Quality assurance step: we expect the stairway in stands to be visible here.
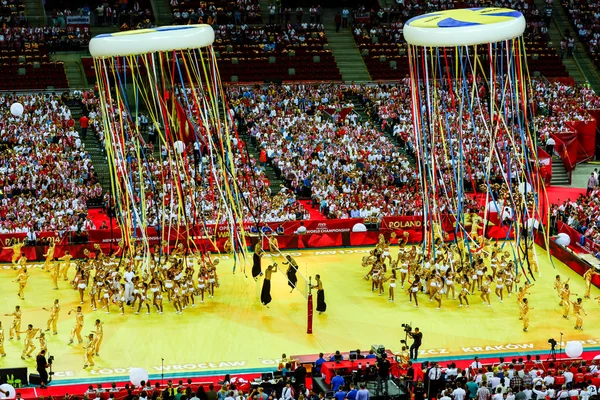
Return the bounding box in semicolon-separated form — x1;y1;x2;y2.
352;94;417;166
70;103;113;195
536;0;600;91
551;156;571;186
152;0;174;25
23;0;45;26
322;9;371;83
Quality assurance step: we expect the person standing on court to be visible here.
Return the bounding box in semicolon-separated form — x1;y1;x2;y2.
36;349;49;388
408;327;423;360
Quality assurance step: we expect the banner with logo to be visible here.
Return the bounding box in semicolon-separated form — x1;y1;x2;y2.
67;15;91;25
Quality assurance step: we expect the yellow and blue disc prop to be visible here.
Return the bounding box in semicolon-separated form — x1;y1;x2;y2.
404;8;525;46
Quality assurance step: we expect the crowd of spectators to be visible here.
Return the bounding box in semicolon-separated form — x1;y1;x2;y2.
562;0;600;66
228;84;418;219
550;175;600;242
0;25;91;52
170;0;262;26
0;92;102;234
0;0;26;28
83;86;306;226
532;80;600;139
214;23;326;48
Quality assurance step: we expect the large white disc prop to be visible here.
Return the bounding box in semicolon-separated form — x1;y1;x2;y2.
0;384;16;399
174;140;186;154
565;341;583;358
403;8;525;47
10;103;24;117
89;25;215;58
593;353;600;360
555;233;571;247
518;182;534;195
129;367;149;386
486;201;502;213
352;223;367;232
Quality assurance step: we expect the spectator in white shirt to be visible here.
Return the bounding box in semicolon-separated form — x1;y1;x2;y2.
471;357;483;370
453;384;466;400
563;370;574;388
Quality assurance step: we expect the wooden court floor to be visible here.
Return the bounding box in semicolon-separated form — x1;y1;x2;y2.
0;245;598;383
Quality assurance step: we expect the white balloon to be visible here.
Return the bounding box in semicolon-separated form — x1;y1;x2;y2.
10;103;24;117
518;182;533;195
555;233;571;247
129;367;149;386
593;354;600;360
352;223;367;233
0;384;16;400
565;341;583;358
174;141;186;154
486;201;502;213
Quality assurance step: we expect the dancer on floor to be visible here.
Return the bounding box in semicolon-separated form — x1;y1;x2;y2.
59;251;73;281
43;242;56;273
5;305;22;340
43;299;60;335
84;333;95;369
93;319;103;356
312;274;327;314
14;267;30;300
19;324;40;359
0;321;5;357
521;298;532;332
458;276;470;307
252;242;264;281
68;306;84;344
583;268;598;299
385;270;397;302
572;298;587;330
261;263;278;307
6;241;25;269
283;255;298;293
409;275;421;308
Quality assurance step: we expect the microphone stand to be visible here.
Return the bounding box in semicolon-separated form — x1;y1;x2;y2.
162;358;165;386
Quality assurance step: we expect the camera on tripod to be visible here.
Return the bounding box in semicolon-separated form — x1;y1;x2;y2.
400;323;412;344
48;355;55;377
548;338;557;350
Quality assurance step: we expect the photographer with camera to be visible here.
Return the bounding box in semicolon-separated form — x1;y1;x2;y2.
406;327;423;360
36;349;50;388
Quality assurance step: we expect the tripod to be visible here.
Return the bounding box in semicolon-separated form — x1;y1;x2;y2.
546;346;556;362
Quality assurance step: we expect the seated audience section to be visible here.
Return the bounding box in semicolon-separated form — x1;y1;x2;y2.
353;0;566;80
170;0;262;25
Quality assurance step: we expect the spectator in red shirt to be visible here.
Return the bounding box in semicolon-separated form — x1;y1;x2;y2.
79;114;89;139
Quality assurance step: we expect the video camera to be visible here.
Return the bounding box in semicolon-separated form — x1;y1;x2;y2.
400;323;412;344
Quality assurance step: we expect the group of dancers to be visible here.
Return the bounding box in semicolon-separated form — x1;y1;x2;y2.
253;243;327;314
1;300;104;369
362;233;598;331
363;234;536;308
2;241;226;369
554;267;600;331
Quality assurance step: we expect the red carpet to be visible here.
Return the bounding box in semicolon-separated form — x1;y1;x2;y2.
299;200;327;219
88;208;118;229
544;186;586;205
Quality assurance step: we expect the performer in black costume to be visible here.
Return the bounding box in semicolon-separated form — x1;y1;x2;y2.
261;263;277;307
252;242;264;280
283;255;298;292
312;274;327;314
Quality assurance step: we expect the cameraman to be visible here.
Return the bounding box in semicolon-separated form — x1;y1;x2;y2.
36;349;49;388
407;327;423;360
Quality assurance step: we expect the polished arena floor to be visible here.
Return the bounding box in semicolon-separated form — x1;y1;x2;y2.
0;244;598;383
